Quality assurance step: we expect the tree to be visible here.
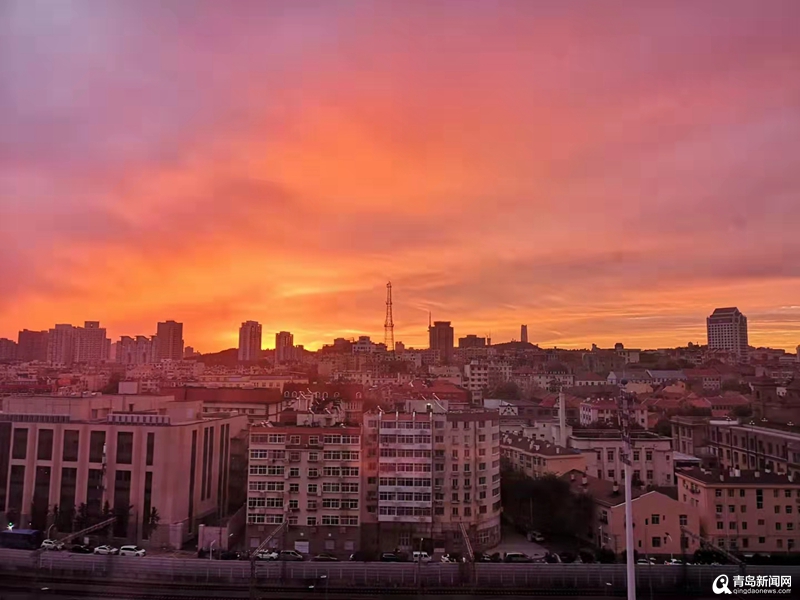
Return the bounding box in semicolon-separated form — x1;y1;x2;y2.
143;507;161;540
595;547;616;563
55;504;75;533
653;418;672;438
75;503;90;530
490;382;521;400
731;404;753;418
101;372;122;394
500;471;593;540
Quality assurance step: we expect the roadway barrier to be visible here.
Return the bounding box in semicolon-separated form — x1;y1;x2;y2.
1;549;797;593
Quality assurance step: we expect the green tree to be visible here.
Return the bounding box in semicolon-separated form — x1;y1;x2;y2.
653;418;672;438
491;381;522;400
731;404;753;418
143;507;161;540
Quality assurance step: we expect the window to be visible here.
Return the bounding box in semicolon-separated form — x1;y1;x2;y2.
62;430;80;462
729;522;736;530
289;435;300;445
307;517;317;526
11;428;28;460
787;505;793;514
309;436;319;445
716;522;723;530
146;432;154;466
651;537;661;548
633;451;640;461
307;484;317;493
607;450;614;461
289;483;299;493
646;451;653;461
646;470;653;480
728;505;735;513
289;468;300;477
651;514;660;525
452;507;458;516
741;505;747;513
715;489;723;497
608;470;615;479
37;429;54;461
679;515;687;527
716;505;723;513
116;432;133;464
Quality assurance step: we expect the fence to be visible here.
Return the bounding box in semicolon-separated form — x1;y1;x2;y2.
1;549;797;594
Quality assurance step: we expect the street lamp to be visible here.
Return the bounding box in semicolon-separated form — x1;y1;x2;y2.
665;533;673;563
209;539;216;560
47;524;56;541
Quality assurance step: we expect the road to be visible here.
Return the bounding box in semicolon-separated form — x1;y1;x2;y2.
0;548;793;596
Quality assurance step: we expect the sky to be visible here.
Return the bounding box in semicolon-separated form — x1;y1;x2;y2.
1;0;800;353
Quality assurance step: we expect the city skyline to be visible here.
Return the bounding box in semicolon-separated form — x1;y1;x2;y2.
2;1;800;353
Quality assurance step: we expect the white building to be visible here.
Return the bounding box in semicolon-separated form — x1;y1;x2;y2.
238;321;263;362
707;307;749;361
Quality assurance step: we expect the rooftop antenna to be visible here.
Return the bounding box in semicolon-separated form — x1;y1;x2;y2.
384;282;395;351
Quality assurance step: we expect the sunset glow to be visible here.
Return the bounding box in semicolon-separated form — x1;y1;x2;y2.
2;0;800;351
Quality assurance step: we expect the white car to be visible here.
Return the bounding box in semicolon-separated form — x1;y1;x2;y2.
254;550;278;561
412;551;432;563
664;558;683;565
41;539;64;551
119;545;146;557
93;545;119;555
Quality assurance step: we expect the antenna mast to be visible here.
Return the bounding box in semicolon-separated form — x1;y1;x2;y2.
384;281;395;351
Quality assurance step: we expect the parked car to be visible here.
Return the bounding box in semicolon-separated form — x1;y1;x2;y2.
41;539;64;551
68;544;93;554
278;550;304;561
412;551;432;563
664;558;683;565
440;553;459;563
220;551;241;560
527;530;545;543
312;553;338;562
637;557;657;565
478;552;502;563
544;552;562;564
380;552;401;562
504;552;534;563
119;545;146;557
93;545;119;555
254;550;278;561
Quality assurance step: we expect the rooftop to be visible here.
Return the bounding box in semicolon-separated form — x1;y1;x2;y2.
500;432;582;457
561;470;652;507
570;429;669;441
676;467;799;486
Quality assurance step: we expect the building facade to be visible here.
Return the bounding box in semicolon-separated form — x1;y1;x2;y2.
569;430;674;486
429;321;454;365
707;421;800;478
676;467;800;554
17;330;49;363
275;331;294;364
156;321;184;361
74;321;111;364
0;395;246;549
361;404;502;554
238;321;263;362
245;420;363;555
0;338;17;361
47;324;76;366
500;433;586;478
707;307;749;361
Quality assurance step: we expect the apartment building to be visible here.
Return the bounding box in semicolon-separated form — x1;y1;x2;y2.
676;467;800;554
579;398;647;428
707;307;749;361
245;418;363;555
361;402;502;555
238;321;263;362
0;394;246;549
564;470;700;558
500;433;586;478
569;430;674;486
671;416;717;466
707;421;800;478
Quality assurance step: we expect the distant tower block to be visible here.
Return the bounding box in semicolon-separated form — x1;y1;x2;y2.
521;324;528;344
384;281;395;351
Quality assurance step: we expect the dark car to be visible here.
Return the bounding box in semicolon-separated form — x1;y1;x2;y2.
313;552;339;562
380;552;401;562
220;551;241;560
69;544;93;554
504;552;534;563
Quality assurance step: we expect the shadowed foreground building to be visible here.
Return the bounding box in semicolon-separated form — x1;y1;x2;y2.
0;394;246;549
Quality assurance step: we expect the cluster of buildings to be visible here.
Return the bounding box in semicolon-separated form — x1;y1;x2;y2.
1;305;799;560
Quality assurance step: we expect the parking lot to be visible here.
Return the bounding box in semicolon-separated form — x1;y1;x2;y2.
484;524;547;558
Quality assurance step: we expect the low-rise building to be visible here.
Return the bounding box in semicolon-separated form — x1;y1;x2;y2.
0;394;247;549
707;421;800;478
569;430;674;486
500;432;586;478
564;470;700;558
676;467;800;554
579;398;647;428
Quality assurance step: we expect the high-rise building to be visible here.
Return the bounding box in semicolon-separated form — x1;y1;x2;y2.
155;320;184;361
706;307;749;360
74;321;110;363
116;335;156;365
17;329;49;362
238;321;262;362
458;334;486;348
520;324;528;343
47;324;76;365
429;321;454;364
275;331;294;364
0;338;17;360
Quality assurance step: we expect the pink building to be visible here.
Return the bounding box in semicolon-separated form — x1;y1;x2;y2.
0;394;247;549
676;467;800;554
579;398;647;428
500;432;587;478
564;470;701;558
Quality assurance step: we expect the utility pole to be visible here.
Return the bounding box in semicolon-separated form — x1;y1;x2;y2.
618;381;636;600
